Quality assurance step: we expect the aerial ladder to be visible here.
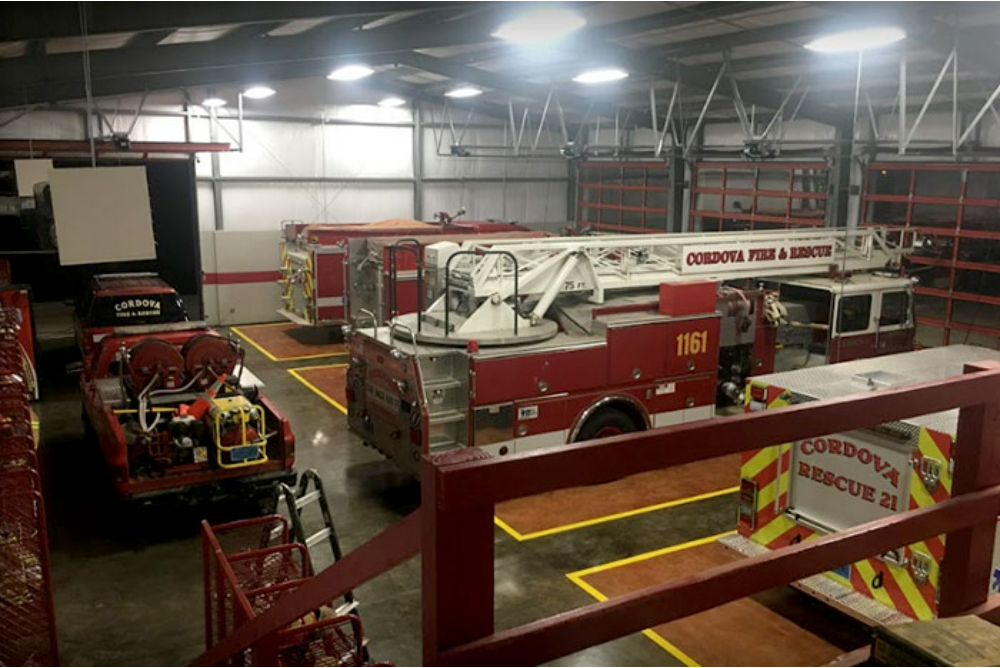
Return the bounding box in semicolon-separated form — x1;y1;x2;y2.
396;227;915;345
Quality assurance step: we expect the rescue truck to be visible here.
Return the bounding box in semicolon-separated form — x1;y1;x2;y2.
346;227;916;475
78;274;295;504
278;213;528;327
730;345;1000;624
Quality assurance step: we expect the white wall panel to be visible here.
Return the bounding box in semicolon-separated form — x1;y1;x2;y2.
422;181;566;223
217;119;320;177
197;183;216;231
220;183;413;231
0;111;83;139
126;114;186;141
422;127;567;178
323;124;412;178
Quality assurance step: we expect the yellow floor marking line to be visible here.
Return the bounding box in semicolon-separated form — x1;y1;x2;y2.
230;325;346;362
565;529;736;667
288;365;349;415
494;485;739;542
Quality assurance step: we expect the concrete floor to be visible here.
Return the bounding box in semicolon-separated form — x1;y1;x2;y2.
33;324;851;666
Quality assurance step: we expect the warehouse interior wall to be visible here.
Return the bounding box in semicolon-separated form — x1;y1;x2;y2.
0;77;571;233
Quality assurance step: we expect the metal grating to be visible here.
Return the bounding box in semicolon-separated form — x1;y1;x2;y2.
690;161;829;231
862;162;1000;349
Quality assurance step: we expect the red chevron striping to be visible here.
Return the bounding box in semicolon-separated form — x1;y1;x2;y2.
873;561;917;619
928;429;953;459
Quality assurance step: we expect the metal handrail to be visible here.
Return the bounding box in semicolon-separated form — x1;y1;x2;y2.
444;250;521;337
387;238;424;332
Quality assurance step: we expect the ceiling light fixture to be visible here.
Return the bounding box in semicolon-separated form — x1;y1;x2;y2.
804;26;905;53
201;97;227;108
493;7;586;45
242;85;276;99
327;64;375;81
573;68;629;84
444;86;482;99
377;96;407;108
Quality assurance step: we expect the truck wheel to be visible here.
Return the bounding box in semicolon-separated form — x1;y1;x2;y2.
575;408;640;442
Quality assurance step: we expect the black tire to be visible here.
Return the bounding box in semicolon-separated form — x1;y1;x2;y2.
574;407;640;442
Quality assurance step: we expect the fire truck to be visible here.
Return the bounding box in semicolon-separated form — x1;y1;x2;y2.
278;214;529;327
345;227;916;475
731;345;1000;624
78;274;295;503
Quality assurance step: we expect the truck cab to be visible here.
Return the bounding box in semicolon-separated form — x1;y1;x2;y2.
767;274;915;370
75;272;189;368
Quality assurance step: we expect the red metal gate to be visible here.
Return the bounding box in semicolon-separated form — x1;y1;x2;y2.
577;161;670;233
690;161;829;231
862;162;1000;348
0;305;57;666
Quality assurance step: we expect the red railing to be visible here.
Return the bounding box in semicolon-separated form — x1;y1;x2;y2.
192;362;1000;666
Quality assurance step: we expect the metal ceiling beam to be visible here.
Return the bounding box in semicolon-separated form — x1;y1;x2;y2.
0;2;467;41
0;10;501;108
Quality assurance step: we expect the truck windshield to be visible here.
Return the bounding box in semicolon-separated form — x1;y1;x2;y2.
775;283;832;371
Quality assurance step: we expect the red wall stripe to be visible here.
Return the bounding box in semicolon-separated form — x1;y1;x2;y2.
203;270;281;285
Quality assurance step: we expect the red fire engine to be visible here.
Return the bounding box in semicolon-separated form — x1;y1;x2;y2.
278;213;529;327
346;227;916;475
78;274;295;503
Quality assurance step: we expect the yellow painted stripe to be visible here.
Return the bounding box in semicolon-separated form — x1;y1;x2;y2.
918;428;953;495
750;513;796;546
565;533;740;667
891;564;934;620
756;478;777;511
568;530;736;579
290;362;348;372
500;487;740;542
287;368;348;415
493;516;527;542
231;325;346;363
910;541;941;589
567;575;700;666
853;559;896;610
230;325;279;361
741;446;779;481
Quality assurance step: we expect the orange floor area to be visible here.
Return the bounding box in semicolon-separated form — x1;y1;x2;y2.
495;454;740;539
231;323;345;361
288;364;348;411
574;539;861;666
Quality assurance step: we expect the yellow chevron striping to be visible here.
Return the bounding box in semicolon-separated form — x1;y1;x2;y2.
853;559;896;611
750;513;796;546
742;446;779;481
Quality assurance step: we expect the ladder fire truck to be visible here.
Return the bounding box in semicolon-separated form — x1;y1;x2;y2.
346;227;916;475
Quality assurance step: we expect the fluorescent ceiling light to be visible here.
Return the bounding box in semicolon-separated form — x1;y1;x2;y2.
327;64;374;81
804;26;905;53
378;96;407;108
445;86;482;99
493;8;586;45
242;85;276;100
201;97;227;108
573;68;629;84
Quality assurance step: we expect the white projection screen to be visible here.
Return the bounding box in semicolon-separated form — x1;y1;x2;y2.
14;159;53;196
50;166;156;266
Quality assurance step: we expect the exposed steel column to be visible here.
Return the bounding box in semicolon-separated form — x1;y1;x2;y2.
422;451;495;666
938;360;1000;616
